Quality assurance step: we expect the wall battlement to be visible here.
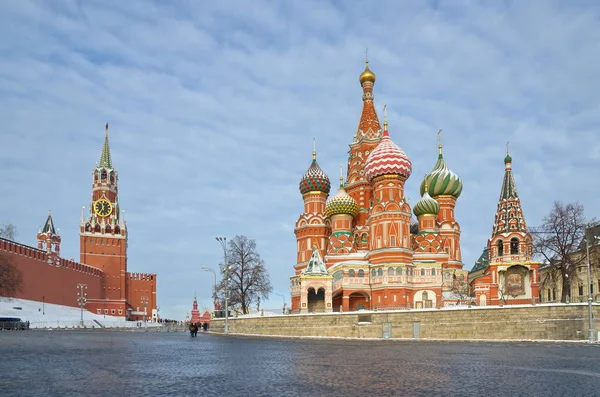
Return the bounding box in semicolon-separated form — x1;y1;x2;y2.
1;237;103;278
1;237;45;260
127;272;156;281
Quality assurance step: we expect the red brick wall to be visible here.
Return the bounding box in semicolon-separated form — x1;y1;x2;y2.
1;239;104;307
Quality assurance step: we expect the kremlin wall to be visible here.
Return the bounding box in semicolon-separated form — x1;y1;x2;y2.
1;124;157;321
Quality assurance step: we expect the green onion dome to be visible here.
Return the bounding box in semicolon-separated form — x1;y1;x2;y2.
413;189;440;217
420;146;463;199
325;182;359;218
299;155;331;195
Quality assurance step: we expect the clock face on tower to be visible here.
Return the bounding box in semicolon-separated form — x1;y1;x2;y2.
93;198;113;217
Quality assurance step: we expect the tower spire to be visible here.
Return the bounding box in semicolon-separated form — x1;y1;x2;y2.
42;210;57;234
492;149;526;235
356;58;381;141
99;123;113;169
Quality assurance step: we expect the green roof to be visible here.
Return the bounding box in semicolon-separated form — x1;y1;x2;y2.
42;213;56;234
98;123;113;169
470;247;489;273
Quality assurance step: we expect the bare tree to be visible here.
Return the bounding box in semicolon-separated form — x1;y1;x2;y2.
217;235;272;314
533;201;589;303
451;273;469;303
0;223;17;240
0;254;23;297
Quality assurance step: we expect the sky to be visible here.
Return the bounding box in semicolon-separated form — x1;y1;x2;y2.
1;0;599;320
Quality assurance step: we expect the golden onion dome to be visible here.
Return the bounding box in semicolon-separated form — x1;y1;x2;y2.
359;60;376;85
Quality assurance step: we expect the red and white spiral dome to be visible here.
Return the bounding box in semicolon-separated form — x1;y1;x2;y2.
364;125;412;181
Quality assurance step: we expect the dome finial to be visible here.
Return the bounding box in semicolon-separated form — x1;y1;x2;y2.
312;137;316;161
383;104;388;136
504;141;512;164
423;174;429;191
359;52;376;85
339;165;344;187
437;129;443;156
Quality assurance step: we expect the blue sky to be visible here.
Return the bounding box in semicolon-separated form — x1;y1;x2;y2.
1;0;599;320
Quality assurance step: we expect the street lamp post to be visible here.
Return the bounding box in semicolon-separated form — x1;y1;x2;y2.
276;293;286;314
216;237;229;334
585;227;597;343
77;283;87;327
202;266;217;313
141;296;148;324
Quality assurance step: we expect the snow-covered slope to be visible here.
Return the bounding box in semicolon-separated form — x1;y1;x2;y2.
0;298;160;329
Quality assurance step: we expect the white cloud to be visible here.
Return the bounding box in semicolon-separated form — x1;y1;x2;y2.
1;0;599;319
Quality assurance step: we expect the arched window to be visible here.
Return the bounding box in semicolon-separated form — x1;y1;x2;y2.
377;268;383;277
422;291;429;301
101;170;107;182
421;269;425;276
371;269;376;277
431;269;436;276
349;269;355;277
358;269;364;278
388;267;394;276
396;267;402;276
497;240;504;257
114;226;120;234
94;224;101;233
105;225;112;234
510;238;519;255
110;172;115;183
94;171;99;182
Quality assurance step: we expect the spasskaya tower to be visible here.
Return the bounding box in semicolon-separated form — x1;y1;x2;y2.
80;123;128;302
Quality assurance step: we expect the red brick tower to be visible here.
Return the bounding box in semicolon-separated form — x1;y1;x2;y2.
190;294;201;325
37;211;61;267
345;60;382;248
364;111;413;265
485;148;539;304
80;123;128;303
325;167;359;257
295;140;331;270
420;131;464;270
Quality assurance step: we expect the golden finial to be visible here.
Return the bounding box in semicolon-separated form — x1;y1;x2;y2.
359;52;376;85
423;174;429;192
506;141;510;155
312;138;316;161
105;123;109;133
339;165;344;187
437;129;443;154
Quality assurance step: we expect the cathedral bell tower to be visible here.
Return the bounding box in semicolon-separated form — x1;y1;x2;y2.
80;123;128;301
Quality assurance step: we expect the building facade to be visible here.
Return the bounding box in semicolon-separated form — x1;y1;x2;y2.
290;62;468;313
468;151;540;305
1;124;157;320
539;224;600;303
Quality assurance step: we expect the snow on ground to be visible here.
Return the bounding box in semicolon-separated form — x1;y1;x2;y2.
0;298;161;329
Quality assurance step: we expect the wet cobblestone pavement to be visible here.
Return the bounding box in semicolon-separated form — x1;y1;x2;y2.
1;331;599;396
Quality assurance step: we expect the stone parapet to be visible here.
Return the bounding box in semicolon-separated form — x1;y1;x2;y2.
210;304;600;341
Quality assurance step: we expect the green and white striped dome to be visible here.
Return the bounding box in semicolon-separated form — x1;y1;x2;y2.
413;190;440;217
420;147;463;199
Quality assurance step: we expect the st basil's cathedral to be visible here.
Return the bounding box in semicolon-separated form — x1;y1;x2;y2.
289;61;540;313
